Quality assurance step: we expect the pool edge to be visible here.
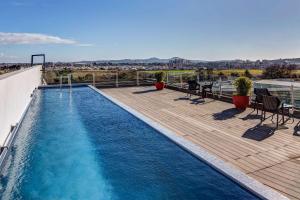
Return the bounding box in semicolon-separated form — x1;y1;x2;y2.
0;89;38;172
89;85;288;200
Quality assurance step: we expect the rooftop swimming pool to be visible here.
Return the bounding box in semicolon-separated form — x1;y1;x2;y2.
0;87;260;200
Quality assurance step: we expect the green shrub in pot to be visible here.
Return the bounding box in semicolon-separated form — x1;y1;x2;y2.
233;76;252;96
154;71;165;83
232;77;252;109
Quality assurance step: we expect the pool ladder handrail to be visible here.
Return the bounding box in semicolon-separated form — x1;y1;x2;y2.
59;74;72;90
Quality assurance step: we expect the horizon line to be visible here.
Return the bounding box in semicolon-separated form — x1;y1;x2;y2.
1;56;300;64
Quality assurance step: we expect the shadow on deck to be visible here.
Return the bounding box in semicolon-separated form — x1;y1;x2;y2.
213;108;244;120
242;124;275;141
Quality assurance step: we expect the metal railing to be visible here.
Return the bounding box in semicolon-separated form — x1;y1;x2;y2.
163;71;300;108
253;82;300;108
45;70;156;87
206;80;300;108
166;71;196;88
44;70;300;108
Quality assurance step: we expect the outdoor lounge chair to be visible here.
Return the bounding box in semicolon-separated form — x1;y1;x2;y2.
261;95;282;128
253;88;272;114
187;80;200;97
201;82;213;98
293;109;300;135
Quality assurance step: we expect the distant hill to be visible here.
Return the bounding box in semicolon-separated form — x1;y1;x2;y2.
93;57;170;64
78;57;207;64
76;57;300;65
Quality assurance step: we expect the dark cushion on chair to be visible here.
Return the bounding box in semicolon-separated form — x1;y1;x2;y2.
254;88;272;103
262;95;281;112
187;80;199;91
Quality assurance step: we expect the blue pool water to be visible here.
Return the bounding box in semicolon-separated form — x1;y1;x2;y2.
0;87;260;200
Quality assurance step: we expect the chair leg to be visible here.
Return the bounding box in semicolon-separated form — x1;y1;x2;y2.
276;113;279;129
254;102;258;114
271;113;274;121
282;107;284;125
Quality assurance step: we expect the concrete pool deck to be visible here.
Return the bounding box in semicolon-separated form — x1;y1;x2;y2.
99;86;300;200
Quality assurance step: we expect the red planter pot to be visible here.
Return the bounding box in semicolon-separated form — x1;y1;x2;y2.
232;96;250;110
155;82;165;90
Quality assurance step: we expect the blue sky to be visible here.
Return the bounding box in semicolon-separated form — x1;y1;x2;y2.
0;0;299;62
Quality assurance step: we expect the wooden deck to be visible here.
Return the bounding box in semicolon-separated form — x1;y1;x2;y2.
102;86;300;200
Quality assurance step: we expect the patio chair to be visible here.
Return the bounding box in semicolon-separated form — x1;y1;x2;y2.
253;88;272;114
187;80;200;97
293;109;300;135
261;95;282;128
201;82;213;98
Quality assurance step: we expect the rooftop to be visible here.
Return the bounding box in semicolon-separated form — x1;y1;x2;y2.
102;86;300;200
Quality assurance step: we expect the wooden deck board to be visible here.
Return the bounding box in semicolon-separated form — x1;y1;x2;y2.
102;86;300;199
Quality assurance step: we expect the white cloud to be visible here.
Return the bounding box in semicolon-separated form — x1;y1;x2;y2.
0;52;18;62
0;52;17;59
11;2;26;6
76;43;94;47
0;32;77;45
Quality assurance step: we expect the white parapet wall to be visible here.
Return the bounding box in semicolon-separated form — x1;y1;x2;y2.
0;65;42;145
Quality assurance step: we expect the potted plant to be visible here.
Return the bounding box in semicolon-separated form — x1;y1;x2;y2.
232;76;252;109
154;71;166;90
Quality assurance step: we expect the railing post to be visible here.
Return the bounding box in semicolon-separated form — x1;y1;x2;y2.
166;71;169;85
219;77;222;98
136;71;139;86
291;84;295;106
93;73;95;87
180;74;183;88
116;71;119;87
68;74;72;89
60;75;62;89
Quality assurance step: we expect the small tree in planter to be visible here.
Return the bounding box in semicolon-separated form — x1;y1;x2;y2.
154;71;166;90
244;69;253;79
232;77;252;110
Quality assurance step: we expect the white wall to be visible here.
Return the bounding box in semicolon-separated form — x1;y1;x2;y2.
0;66;42;145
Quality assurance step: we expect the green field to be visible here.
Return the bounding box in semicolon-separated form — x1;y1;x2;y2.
214;69;263;76
142;69;264;76
142;69;300;77
141;70;195;74
43;68;300;84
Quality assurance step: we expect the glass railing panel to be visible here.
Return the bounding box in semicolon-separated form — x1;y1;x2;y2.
253;82;300;108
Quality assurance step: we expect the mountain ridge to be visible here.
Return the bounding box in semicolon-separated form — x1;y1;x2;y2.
77;57;300;64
